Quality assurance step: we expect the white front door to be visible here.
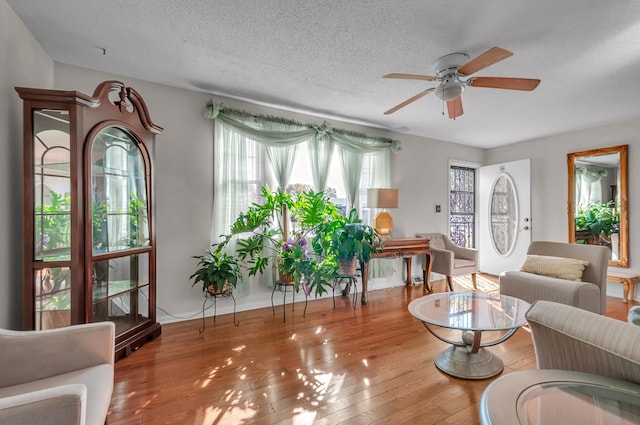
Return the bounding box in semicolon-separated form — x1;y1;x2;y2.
478;159;531;275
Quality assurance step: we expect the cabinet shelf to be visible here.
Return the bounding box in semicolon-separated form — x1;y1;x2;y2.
92;280;148;300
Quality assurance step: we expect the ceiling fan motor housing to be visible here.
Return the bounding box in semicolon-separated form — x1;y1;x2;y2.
432;53;469;101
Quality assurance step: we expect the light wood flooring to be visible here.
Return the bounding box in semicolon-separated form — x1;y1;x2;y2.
108;275;636;424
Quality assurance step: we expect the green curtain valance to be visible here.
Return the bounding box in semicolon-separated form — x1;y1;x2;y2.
204;99;403;153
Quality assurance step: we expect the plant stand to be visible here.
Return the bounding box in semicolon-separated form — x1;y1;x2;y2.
199;289;238;333
271;281;308;322
332;274;359;309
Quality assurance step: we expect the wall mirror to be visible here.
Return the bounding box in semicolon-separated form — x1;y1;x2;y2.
567;145;628;267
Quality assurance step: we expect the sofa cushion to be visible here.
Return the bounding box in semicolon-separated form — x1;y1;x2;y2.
0;364;113;425
520;255;589;282
454;258;476;269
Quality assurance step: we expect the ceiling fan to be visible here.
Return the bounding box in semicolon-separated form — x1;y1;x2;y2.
383;47;540;119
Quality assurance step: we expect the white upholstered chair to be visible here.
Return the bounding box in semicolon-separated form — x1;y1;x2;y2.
499;241;610;314
416;232;478;291
0;322;115;425
480;300;640;424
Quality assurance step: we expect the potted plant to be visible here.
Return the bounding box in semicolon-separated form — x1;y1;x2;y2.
220;185;343;297
190;243;242;295
575;201;619;244
329;208;382;275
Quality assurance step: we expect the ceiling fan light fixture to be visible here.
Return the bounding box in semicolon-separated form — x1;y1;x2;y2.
434;83;464;101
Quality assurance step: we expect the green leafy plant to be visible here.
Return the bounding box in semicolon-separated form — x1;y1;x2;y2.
190;243;242;294
35;191;71;256
219;186;344;297
329;208;382;264
575;201;619;239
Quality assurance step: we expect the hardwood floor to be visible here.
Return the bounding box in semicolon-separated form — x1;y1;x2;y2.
108;275;636;424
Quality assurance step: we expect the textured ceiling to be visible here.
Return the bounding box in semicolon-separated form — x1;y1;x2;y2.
8;0;640;148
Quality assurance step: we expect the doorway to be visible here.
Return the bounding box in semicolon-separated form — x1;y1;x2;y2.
478;159;531;275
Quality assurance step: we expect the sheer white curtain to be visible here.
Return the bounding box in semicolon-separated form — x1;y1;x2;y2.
576;166;607;209
307;133;334;192
211;120;254;243
360;152;393;278
339;147;364;211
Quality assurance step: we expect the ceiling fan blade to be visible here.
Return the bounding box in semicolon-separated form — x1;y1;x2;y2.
383;73;437;81
384;89;434;115
469;77;541;91
447;97;464;119
458;47;513;76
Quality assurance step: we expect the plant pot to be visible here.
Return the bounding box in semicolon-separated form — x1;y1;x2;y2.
338;257;358;276
278;270;294;284
207;281;231;296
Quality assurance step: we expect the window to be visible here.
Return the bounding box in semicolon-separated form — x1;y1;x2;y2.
287;142;348;215
449;165;476;248
211;111;393;243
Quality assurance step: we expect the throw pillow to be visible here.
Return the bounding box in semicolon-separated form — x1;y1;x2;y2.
520;255;589;281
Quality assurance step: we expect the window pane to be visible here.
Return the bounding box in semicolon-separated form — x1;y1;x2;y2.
449;166;476;248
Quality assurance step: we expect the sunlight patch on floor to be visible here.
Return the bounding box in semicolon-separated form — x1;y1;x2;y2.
452;275;499;294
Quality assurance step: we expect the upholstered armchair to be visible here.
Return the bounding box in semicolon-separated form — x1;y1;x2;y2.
499;241;609;314
416;232;478;291
526;300;640;380
479;300;640;424
0;322;115;425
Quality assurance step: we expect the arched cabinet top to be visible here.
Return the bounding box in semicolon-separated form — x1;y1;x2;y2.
16;80;163;136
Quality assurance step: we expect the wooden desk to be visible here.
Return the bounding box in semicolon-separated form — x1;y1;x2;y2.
360;238;432;305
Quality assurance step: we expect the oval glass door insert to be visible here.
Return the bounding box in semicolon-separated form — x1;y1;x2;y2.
489;173;518;256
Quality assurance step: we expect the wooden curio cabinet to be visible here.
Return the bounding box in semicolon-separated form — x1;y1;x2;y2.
17;81;162;359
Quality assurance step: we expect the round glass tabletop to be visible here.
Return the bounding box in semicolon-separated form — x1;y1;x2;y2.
481;369;640;425
408;291;530;332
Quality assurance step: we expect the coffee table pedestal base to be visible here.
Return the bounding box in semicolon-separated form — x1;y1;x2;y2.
435;346;504;380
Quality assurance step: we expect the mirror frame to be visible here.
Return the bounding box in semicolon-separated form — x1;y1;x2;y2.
567;144;628;268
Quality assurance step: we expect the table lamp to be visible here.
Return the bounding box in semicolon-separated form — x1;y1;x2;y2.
367;188;399;237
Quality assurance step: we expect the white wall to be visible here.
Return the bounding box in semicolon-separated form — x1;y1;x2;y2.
485;120;640;301
0;0;54;329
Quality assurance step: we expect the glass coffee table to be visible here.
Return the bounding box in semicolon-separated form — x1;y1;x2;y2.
408;292;530;379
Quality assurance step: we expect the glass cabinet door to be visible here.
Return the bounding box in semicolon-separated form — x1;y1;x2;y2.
90;126;151;335
33;108;72;329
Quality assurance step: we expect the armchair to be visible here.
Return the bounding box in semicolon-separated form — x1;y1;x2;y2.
0;322;115;425
499;241;609;314
480;300;640;424
416;232;477;291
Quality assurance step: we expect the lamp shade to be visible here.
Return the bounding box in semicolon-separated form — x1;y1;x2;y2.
367;188;399;209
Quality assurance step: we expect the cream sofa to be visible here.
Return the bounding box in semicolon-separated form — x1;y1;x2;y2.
0;322;115;425
499;241;610;314
416;232;478;291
